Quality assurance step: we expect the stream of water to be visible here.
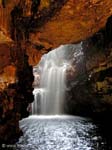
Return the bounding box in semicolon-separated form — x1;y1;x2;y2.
15;115;110;150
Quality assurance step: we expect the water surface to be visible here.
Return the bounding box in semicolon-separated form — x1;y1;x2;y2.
15;115;109;150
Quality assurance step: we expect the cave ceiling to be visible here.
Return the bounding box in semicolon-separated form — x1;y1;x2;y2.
0;0;112;48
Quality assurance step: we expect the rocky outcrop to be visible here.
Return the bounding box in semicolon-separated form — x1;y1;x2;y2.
0;39;34;144
35;0;112;47
0;1;33;144
65;17;112;117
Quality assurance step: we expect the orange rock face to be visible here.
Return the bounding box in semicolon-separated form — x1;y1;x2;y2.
0;65;17;90
26;42;43;66
0;44;11;71
0;0;112;50
34;0;112;47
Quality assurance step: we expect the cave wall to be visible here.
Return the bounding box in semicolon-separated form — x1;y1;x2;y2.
0;42;34;144
65;17;112;118
0;0;112;144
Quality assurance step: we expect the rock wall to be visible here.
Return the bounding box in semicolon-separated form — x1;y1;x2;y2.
65;17;112;118
0;42;34;144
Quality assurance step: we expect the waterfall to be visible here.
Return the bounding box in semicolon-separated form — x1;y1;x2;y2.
32;43;83;115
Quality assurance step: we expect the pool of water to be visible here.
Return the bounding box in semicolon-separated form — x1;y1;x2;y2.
15;115;110;150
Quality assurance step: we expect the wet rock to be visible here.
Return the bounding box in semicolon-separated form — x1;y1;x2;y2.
65;18;112;117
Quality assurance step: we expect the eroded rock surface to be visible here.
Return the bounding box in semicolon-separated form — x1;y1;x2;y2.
0;42;34;144
65;18;112;117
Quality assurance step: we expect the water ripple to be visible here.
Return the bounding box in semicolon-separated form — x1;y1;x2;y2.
16;115;105;150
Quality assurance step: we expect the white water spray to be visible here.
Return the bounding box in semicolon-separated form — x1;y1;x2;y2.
32;43;83;115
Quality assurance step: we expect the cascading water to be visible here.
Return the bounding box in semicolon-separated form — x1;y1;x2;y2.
32;43;83;115
32;46;67;115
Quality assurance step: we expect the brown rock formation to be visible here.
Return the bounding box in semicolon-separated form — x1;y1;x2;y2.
27;0;112;64
35;0;112;47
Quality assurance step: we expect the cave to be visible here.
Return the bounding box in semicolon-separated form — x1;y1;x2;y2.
0;0;112;149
